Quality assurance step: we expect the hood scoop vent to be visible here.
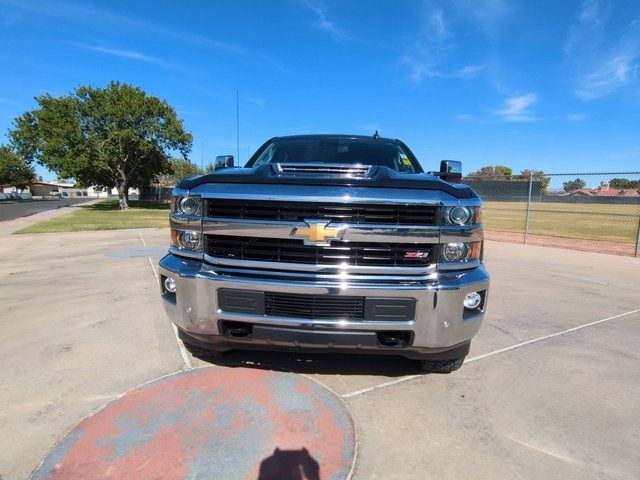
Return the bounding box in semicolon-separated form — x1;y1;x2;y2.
274;163;374;178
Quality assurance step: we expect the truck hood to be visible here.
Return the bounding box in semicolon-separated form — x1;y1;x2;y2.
178;164;474;199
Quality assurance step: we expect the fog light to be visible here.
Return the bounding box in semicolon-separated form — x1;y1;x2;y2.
443;242;469;262
463;291;482;310
164;276;176;293
178;230;200;250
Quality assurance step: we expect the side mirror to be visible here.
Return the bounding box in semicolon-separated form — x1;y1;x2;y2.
438;160;462;183
214;155;235;170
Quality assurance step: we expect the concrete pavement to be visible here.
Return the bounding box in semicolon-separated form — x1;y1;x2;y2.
0;222;638;479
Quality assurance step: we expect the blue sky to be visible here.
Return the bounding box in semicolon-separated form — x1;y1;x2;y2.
1;0;639;180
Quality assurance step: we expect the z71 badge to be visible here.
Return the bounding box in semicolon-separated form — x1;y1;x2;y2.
404;251;430;259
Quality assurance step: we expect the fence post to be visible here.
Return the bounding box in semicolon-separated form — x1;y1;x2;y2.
635;214;640;258
523;172;533;245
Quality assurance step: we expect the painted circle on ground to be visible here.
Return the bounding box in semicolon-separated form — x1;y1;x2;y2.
32;367;356;480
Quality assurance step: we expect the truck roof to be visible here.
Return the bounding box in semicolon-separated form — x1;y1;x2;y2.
271;134;400;143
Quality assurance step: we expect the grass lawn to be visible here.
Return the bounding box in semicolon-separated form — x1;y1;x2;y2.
15;200;170;234
483;201;640;243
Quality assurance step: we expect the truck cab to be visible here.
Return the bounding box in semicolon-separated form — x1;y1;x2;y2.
159;134;489;372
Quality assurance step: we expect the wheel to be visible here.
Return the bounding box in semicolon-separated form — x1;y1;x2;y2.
417;357;465;373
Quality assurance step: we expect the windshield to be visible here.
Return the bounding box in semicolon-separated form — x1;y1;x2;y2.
247;138;422;174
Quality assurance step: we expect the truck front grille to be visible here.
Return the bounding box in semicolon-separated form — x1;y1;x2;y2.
207;199;437;226
206;235;434;267
265;292;365;320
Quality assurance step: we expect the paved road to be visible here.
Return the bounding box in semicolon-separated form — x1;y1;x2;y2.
0;198;94;222
1;226;639;479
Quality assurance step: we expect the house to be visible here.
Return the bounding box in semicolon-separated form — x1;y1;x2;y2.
566;182;640;197
28;181;75;197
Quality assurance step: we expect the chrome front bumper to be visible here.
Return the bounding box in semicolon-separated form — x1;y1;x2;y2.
158;253;489;357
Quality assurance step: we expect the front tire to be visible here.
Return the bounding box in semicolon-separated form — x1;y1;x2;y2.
417;357;465;373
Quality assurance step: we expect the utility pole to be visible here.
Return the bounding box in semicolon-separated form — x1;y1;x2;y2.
236;91;240;167
200;141;203;172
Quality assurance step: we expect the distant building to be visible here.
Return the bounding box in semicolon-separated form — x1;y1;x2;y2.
2;181;139;199
108;187;139;197
566;182;640;197
28;181;75;197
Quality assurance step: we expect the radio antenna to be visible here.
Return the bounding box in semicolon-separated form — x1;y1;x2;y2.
236;91;240;167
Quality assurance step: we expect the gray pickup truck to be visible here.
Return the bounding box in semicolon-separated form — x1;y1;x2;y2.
159;134;489;372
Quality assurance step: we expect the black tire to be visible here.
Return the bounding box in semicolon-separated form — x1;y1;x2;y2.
417;357;465;373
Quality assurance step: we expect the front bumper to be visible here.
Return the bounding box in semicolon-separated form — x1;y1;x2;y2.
158;253;489;358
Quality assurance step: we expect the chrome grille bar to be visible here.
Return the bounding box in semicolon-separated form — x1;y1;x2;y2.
206;199;438;226
274;163;373;177
205;235;434;267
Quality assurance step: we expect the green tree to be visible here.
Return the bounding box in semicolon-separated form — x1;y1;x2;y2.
155;158;203;186
563;178;586;192
170;158;202;181
610;178;640;189
467;165;513;178
520;169;551;192
10;82;192;209
0;146;35;192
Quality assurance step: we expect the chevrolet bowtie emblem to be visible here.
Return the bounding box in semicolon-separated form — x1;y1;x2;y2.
291;220;345;246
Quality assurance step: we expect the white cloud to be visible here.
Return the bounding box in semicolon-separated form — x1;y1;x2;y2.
564;0;605;56
426;8;449;40
495;93;537;121
298;0;350;42
402;0;503;84
68;42;183;70
1;0;288;72
568;113;587;121
565;1;640;99
3;0;246;53
577;51;639;99
405;63;486;83
451;0;510;35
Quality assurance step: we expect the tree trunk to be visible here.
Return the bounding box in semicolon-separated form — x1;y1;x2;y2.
117;183;129;209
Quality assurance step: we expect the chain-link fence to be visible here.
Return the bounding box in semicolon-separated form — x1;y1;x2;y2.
139;185;173;203
464;172;640;257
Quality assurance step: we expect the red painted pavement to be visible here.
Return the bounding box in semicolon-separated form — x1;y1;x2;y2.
31;367;355;480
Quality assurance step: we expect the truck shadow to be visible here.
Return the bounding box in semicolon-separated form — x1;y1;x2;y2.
188;347;421;377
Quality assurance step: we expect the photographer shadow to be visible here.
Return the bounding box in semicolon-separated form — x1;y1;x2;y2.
257;448;320;480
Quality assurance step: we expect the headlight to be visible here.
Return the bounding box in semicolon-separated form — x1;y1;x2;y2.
178;196;200;215
443;242;469;262
446;206;472;225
